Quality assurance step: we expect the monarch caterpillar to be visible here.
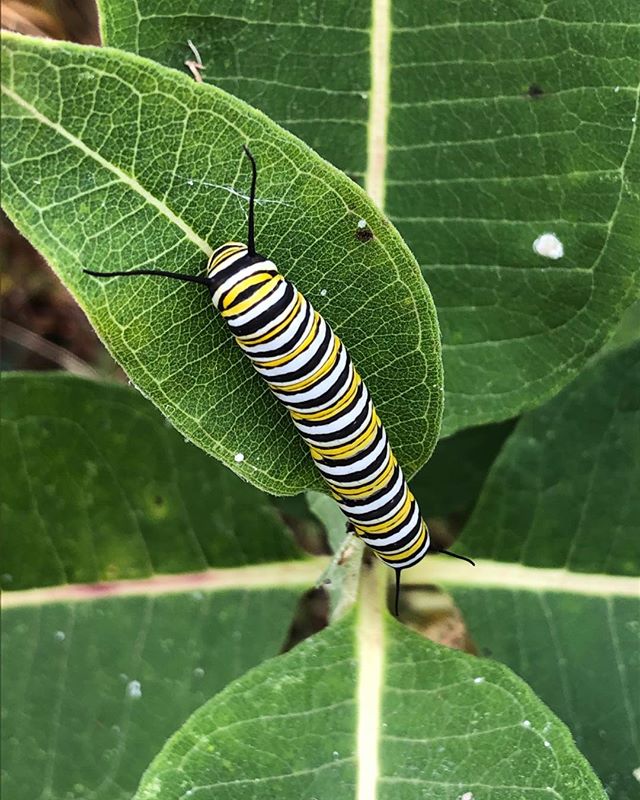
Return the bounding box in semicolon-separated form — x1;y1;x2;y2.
85;147;473;614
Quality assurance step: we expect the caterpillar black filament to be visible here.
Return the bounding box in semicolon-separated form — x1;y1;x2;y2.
85;147;473;614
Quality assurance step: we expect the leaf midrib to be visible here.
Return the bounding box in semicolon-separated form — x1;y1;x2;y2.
0;83;213;257
0;559;327;608
356;562;385;800
365;0;391;210
412;558;640;596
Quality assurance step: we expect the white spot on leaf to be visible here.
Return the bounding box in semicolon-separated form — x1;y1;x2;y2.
234;452;245;463
533;232;564;260
473;676;485;684
54;630;66;642
126;679;142;699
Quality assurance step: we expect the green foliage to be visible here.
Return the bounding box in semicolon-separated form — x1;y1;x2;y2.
452;590;640;800
426;342;640;797
98;0;640;434
2;2;638;797
604;298;640;352
306;491;364;619
0;32;443;494
4;372;628;798
412;419;516;519
460;342;640;574
1;373;301;591
2;591;303;800
135;606;606;800
0;374;316;799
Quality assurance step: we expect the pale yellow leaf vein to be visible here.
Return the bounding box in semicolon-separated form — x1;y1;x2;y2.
1;84;213;257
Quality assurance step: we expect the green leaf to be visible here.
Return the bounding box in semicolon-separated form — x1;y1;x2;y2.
98;0;640;434
306;491;351;555
451;588;640;800
387;557;640;799
0;32;443;495
412;419;516;520
0;372;324;799
135;569;605;800
604;298;640;352
0;373;300;591
459;342;640;574
2;588;307;800
407;342;640;795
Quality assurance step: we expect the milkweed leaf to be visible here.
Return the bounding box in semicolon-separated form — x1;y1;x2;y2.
135;587;606;800
1;373;324;799
0;32;443;494
98;0;640;434
413;342;640;797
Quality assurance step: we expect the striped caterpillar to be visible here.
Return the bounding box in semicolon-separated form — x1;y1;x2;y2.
85;147;473;613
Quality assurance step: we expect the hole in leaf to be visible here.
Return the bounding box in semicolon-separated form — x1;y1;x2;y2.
356;226;374;242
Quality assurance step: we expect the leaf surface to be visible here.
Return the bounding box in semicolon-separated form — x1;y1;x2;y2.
460;342;640;574
412;419;516;519
2;588;306;800
408;341;640;796
0;373;300;591
135;568;605;800
452;587;640;800
0;32;442;494
99;0;640;434
0;373;323;799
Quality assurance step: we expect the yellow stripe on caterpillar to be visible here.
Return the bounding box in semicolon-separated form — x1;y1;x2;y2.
376;526;428;561
309;414;380;459
330;456;396;499
208;243;245;272
354;492;414;535
222;275;283;318
237;293;303;345
269;335;341;393
221;272;277;311
258;313;322;369
291;373;361;423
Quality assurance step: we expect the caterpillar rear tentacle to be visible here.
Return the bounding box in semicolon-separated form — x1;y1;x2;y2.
84;146;475;616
